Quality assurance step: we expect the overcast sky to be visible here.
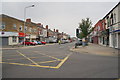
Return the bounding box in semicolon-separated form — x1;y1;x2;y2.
1;1;119;37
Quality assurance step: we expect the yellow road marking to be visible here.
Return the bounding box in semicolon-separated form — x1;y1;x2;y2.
0;62;58;69
1;51;72;69
30;60;62;64
34;51;61;61
16;50;41;66
56;53;72;68
6;57;38;60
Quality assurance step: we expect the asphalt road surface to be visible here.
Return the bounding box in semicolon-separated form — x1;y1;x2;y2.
1;43;118;78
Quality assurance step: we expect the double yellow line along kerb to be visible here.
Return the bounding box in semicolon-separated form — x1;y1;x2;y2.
0;50;72;69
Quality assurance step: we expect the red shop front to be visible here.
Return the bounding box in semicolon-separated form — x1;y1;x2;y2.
18;32;25;43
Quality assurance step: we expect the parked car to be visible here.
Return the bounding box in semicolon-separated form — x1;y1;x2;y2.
41;41;46;45
61;39;66;44
65;40;70;43
37;41;42;45
22;41;36;46
32;40;38;45
75;39;82;48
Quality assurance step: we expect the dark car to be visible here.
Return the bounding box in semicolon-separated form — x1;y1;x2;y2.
75;40;82;48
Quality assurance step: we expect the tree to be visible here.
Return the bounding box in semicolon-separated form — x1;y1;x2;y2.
79;18;92;39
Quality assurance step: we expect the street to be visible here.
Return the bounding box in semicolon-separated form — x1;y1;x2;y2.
1;43;118;78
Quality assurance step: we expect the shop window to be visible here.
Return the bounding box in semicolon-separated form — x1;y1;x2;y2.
12;36;17;43
13;24;17;30
0;22;5;30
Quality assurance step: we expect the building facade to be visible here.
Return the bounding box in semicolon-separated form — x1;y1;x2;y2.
0;14;38;46
91;2;120;49
104;2;120;49
0;14;70;46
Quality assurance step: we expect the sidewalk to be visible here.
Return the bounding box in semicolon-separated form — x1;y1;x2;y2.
70;43;119;57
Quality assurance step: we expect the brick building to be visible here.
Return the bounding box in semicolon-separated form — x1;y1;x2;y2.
0;14;70;46
0;14;38;46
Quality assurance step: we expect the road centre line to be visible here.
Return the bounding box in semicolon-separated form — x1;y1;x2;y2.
16;50;41;66
34;51;61;61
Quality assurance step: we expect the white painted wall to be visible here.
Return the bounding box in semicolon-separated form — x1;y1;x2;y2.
8;36;19;45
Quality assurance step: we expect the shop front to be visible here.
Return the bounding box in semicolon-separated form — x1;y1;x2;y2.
18;32;25;43
0;32;19;46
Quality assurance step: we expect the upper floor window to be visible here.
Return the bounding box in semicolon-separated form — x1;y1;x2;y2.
34;29;36;33
29;28;32;32
114;13;116;24
107;16;110;27
13;24;17;30
97;26;100;31
19;25;23;31
110;13;113;25
0;22;5;30
25;26;27;32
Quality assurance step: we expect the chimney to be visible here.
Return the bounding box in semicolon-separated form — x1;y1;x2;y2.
54;29;55;32
26;18;31;23
37;23;41;26
56;29;59;32
37;23;42;27
46;25;48;29
62;32;64;35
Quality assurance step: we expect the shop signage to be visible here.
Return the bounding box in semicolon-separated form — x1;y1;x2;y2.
18;32;25;37
0;32;18;36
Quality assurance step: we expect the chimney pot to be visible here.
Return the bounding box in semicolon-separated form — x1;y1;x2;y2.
46;25;48;29
54;29;55;32
26;19;31;23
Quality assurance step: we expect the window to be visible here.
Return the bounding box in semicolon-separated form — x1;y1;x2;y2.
0;22;5;29
12;36;17;43
29;28;32;32
114;13;116;24
98;26;100;31
19;25;22;31
25;26;27;32
110;13;113;25
13;24;17;30
102;22;104;29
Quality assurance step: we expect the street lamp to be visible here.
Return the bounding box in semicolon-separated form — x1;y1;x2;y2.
23;4;35;46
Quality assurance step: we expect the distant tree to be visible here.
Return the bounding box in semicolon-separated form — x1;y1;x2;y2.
79;18;92;39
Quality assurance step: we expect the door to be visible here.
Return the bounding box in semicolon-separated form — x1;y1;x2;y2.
2;37;8;46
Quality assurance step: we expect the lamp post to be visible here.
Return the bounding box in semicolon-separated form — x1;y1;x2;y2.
23;4;35;47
